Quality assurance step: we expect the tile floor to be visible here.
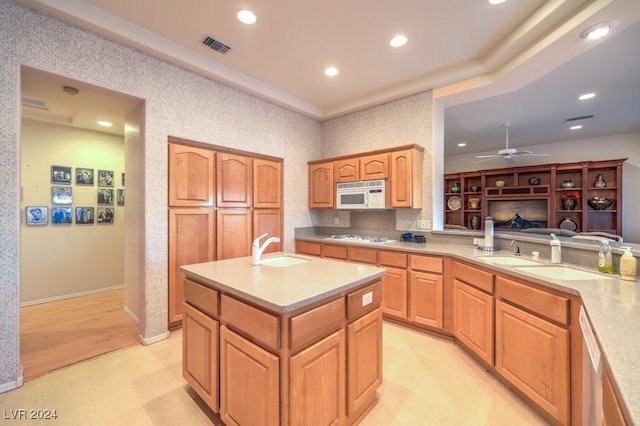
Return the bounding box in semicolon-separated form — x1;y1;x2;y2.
0;322;549;425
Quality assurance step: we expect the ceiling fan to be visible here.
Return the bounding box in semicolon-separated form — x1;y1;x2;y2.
475;123;549;165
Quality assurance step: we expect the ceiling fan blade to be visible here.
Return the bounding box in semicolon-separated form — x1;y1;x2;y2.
474;154;500;158
473;156;501;164
517;153;549;157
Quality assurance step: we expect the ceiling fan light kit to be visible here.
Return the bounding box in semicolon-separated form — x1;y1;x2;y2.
474;123;549;164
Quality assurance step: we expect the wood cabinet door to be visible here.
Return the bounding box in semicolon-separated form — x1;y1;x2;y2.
216;209;251;260
182;302;219;413
409;271;443;329
309;162;335;208
390;149;422;208
253;209;282;254
347;308;382;421
217;152;252;207
295;240;322;256
335;158;359;183
452;279;494;365
495;300;570;425
168;209;214;325
290;329;346;426
381;266;408;319
220;326;279;426
168;143;214;207
253;158;281;208
360;153;389;180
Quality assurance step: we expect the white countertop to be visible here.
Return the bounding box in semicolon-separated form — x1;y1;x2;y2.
297;235;640;424
180;254;385;313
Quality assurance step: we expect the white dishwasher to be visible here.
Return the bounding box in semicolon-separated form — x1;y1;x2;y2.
579;306;603;425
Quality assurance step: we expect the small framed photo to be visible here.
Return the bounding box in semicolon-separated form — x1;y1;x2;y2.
117;189;125;206
75;207;95;224
26;206;48;226
52;186;73;205
51;165;72;184
97;188;114;205
98;169;114;187
121;172;125;187
76;167;94;186
97;207;114;224
52;207;72;225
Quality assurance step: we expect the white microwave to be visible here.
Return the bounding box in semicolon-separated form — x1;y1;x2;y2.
336;180;387;210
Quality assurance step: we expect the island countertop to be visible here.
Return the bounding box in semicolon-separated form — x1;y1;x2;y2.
180;253;386;313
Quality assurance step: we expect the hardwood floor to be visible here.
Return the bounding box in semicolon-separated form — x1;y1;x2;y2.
20;289;140;380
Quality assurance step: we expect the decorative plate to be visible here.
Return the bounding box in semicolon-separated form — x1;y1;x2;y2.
559;217;578;232
447;196;462;211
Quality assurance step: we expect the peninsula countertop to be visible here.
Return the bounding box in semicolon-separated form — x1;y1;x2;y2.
296;235;640;424
180;253;386;313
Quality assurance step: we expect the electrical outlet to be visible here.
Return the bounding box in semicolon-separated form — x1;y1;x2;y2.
334;217;340;225
417;219;430;229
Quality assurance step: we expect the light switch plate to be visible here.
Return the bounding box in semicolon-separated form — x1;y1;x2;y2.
417;219;430;229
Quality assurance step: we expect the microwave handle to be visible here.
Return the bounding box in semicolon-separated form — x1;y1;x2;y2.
364;190;369;207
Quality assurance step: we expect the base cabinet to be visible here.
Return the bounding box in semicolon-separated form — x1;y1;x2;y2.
452;279;494;365
381;267;408;319
290;329;346;426
220;325;280;426
409;271;443;329
495;300;570;425
182;302;219;413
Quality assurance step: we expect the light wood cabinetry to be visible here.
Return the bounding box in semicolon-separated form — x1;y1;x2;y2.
253;209;282;254
168;209;214;326
444;158;625;234
603;362;628;426
335;158;359;183
309;162;335;208
253;158;282;208
290;329;346;426
390;148;423;208
295;240;322;256
360;153;389;180
168;143;215;207
216;209;252;260
216;152;252;208
220;325;280;426
379;251;408;319
409;271;443;329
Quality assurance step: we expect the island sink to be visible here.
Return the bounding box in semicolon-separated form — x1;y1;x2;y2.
260;255;310;267
516;265;614;281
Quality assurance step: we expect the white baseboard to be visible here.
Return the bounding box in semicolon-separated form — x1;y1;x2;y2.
138;331;170;346
0;367;24;394
122;304;140;325
20;285;124;307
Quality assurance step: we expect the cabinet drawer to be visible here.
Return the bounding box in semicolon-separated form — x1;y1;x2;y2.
496;276;569;325
347;281;382;321
323;243;348;260
221;294;280;351
295;240;322;256
348;246;378;265
410;254;443;273
453;261;494;294
379;250;407;268
290;297;345;353
184;278;219;318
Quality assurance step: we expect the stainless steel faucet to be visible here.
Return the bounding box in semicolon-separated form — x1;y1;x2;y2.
510;240;521;256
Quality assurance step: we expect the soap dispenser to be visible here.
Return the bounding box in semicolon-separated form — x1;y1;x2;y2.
598;240;613;273
619;246;637;281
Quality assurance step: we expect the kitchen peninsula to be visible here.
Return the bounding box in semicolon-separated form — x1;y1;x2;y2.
180;254;386;426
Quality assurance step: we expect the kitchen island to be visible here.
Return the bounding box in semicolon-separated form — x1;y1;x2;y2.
180;253;386;426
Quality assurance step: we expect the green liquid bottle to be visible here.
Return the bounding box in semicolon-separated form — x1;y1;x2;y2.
598;240;613;273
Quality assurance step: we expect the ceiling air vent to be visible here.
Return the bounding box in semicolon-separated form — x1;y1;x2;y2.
202;36;231;54
565;114;594;124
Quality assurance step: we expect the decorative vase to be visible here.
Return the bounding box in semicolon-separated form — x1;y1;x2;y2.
495;180;506;188
468;197;480;210
594;173;607;188
561;180;575;188
562;197;578;210
451;181;461;193
470;215;481;230
528;176;541;185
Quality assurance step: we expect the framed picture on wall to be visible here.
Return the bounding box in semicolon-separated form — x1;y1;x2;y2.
117;189;125;206
75;167;94;185
51;165;72;184
75;207;94;224
51;207;72;225
97;207;114;223
98;169;114;187
51;186;72;204
26;206;48;226
97;188;114;205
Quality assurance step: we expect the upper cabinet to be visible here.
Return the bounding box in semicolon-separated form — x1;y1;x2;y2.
335;158;359;183
217;152;252;208
253;158;282;208
309;162;335;208
390;148;423;208
168;143;215;207
360;153;389;180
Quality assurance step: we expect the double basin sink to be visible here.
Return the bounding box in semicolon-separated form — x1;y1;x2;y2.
477;256;613;280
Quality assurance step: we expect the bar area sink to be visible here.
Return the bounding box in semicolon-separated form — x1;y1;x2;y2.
478;256;542;267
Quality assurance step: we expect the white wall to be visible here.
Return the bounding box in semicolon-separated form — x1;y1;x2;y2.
20;120;125;304
444;132;640;242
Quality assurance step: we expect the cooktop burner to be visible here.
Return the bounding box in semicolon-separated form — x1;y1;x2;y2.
325;235;396;244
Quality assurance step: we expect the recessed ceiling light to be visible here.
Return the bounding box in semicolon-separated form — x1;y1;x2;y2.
570;125;582;130
97;121;113;127
578;93;596;100
457;143;466;147
488;0;506;4
580;21;616;40
237;9;257;25
389;35;408;48
324;67;338;77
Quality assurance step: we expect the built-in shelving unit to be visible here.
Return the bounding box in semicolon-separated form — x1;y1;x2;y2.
444;159;625;235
